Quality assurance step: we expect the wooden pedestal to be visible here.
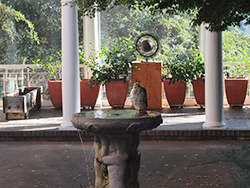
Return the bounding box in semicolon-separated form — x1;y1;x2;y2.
132;61;162;109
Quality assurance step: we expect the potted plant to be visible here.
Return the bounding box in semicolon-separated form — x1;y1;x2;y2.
29;50;63;109
189;48;205;107
162;50;191;108
29;46;100;109
86;39;137;108
79;45;100;109
79;78;100;109
224;53;250;109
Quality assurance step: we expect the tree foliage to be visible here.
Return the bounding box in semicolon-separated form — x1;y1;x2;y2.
223;27;250;63
100;3;250;82
101;4;198;60
100;4;202;83
0;0;62;64
223;27;250;78
0;0;86;65
0;2;39;64
76;0;250;32
0;2;38;42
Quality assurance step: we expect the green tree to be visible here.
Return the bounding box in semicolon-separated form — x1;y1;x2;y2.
223;27;250;78
1;0;62;64
0;2;39;64
223;27;250;63
1;0;85;65
101;5;199;63
76;0;250;32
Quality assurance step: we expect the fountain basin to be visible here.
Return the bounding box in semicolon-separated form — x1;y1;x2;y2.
72;109;162;188
72;109;162;133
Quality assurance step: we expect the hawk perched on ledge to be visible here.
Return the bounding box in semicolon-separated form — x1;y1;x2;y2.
130;82;148;111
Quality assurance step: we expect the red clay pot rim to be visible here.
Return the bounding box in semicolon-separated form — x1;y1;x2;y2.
225;77;248;80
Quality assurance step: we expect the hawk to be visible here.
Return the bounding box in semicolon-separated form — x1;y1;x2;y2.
130;82;148;111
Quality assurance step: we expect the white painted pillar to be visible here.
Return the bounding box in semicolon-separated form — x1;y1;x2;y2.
94;12;101;53
203;29;226;129
60;0;80;130
83;16;95;78
199;23;206;55
83;13;102;107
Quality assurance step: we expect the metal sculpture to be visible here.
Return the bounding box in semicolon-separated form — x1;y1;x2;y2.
135;32;160;62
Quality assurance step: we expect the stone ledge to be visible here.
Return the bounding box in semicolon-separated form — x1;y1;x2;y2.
1;130;250;141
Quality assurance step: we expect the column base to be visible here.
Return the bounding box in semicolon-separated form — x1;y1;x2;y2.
203;121;226;130
60;122;77;130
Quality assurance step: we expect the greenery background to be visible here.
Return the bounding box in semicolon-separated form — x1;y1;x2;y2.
0;1;250;82
0;1;249;65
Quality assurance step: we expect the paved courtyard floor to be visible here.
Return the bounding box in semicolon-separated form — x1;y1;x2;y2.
0;140;249;188
1;106;250;187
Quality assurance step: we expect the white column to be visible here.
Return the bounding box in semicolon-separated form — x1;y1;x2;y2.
83;13;102;107
60;0;80;130
83;16;95;78
94;12;101;53
199;23;206;56
203;28;226;129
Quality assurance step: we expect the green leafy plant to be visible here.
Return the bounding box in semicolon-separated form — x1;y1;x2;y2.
85;38;137;87
224;63;249;78
29;45;85;80
79;44;86;79
28;50;62;80
162;59;190;84
188;47;205;81
161;45;205;84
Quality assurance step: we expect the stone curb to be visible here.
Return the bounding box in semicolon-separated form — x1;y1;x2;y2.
1;130;250;141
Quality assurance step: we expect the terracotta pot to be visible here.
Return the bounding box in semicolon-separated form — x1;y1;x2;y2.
48;79;62;108
163;79;186;108
192;79;205;106
105;79;129;108
225;77;248;108
80;79;100;109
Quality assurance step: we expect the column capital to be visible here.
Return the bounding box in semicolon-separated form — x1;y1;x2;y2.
61;0;76;4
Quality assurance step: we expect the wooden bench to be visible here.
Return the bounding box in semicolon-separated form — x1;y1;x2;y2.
3;86;42;120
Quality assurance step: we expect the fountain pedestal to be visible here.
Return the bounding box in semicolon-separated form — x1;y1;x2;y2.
72;109;162;188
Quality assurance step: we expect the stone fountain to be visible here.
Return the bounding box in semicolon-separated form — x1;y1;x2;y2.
72;109;162;188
